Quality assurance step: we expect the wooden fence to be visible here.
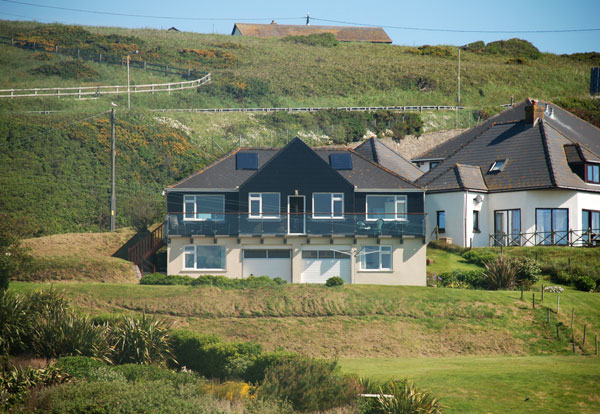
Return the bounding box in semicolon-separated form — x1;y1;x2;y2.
0;73;211;99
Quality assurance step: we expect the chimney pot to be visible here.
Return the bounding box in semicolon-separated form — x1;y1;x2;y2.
525;98;544;125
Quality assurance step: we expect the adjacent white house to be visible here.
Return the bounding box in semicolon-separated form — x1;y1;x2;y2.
413;99;600;247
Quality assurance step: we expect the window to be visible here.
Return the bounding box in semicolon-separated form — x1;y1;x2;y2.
366;195;407;221
249;193;280;219
429;161;440;169
184;245;225;270
489;160;506;172
536;208;568;245
243;249;291;259
183;195;224;221
494;209;520;246
302;250;350;259
473;210;480;232
583;210;600;232
313;193;344;219
585;164;600;184
436;211;446;232
360;245;392;271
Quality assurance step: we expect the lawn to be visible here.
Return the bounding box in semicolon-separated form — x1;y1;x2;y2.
426;247;482;275
341;355;600;414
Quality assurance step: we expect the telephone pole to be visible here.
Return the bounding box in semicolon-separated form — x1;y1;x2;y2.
110;106;117;231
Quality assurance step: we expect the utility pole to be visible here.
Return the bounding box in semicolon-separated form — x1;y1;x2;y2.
457;47;461;104
110;106;117;231
306;12;310;26
127;55;131;110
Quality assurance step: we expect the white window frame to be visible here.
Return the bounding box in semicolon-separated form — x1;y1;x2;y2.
183;195;225;222
183;245;226;271
489;159;506;172
360;245;393;271
248;192;280;219
312;193;344;220
366;195;407;221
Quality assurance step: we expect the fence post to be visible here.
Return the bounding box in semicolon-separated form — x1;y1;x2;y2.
547;308;550;324
99;53;102;62
583;325;587;346
571;309;574;330
541;285;544;302
556;296;560;314
165;65;168;76
144;61;147;70
77;49;80;59
520;284;524;300
532;293;535;309
187;69;191;79
55;45;58;53
11;37;14;45
572;334;576;353
596;335;598;356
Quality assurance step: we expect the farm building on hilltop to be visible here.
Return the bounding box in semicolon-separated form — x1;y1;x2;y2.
231;23;392;43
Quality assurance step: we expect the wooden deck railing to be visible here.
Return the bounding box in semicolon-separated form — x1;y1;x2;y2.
128;224;165;272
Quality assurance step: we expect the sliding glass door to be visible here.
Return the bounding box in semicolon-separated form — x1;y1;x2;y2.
536;208;568;245
494;209;521;246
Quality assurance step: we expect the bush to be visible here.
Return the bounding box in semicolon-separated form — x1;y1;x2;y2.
30;59;101;80
113;364;199;387
283;33;339;47
260;355;358;412
169;330;221;372
110;314;174;365
574;276;596;292
438;270;485;289
0;365;71;409
0;214;33;291
552;270;573;285
325;276;344;287
514;257;541;284
140;273;194;285
428;241;467;254
484;255;518;290
201;341;263;380
54;356;106;379
243;350;296;384
461;249;497;267
369;379;442;414
483;38;541;59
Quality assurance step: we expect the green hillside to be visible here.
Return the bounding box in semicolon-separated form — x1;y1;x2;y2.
0;20;598;234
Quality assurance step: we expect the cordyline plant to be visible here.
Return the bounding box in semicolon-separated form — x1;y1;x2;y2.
373;379;442;414
484;254;518;290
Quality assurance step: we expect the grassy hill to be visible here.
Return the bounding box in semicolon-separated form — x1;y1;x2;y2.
0;20;598;235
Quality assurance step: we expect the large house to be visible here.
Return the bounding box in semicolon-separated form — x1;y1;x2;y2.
412;99;600;248
164;138;426;285
231;23;392;43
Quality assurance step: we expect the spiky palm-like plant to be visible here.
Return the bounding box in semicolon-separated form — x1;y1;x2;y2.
484;254;518;290
373;379;442;414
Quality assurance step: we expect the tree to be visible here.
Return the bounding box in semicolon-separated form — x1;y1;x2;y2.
124;192;163;233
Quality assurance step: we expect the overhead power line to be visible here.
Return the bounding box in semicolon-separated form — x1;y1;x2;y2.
310;17;600;34
1;0;302;21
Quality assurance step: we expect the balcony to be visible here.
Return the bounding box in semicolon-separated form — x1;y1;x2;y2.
166;213;425;239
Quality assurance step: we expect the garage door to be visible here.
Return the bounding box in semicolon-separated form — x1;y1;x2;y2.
242;249;292;282
301;249;351;284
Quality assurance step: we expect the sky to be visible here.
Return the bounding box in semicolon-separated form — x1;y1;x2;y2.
0;0;598;54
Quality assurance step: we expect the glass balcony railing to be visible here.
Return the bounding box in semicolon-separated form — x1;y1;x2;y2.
165;213;425;238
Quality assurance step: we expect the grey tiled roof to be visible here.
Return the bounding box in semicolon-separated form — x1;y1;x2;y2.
416;101;600;193
168;138;422;191
455;164;487;191
354;138;423;181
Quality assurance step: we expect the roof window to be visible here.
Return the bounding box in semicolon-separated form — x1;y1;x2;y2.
329;153;353;170
236;152;258;170
489;159;506;172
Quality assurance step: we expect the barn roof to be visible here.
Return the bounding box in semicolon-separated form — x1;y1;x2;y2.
232;23;392;43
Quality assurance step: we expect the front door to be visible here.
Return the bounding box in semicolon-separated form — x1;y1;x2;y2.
288;196;305;234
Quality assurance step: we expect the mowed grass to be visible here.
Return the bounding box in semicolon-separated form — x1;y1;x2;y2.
341;355;600;414
426;247;483;275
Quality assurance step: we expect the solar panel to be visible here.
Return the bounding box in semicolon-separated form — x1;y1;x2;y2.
329;153;353;170
236;152;258;170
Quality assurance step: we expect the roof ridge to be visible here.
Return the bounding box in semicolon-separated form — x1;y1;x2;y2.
539;121;558;188
348;148;423;189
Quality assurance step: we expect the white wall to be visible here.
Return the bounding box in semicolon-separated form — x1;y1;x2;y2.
425;189;600;247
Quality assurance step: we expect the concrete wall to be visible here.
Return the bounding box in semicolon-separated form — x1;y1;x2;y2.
167;235;426;286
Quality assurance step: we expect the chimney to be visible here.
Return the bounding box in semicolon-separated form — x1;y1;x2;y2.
525;98;544;126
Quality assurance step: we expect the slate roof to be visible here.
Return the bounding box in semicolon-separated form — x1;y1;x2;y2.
416;101;600;193
353;138;423;181
232;23;392;43
168;138;421;191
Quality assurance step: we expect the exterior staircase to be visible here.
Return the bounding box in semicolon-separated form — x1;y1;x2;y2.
128;223;165;274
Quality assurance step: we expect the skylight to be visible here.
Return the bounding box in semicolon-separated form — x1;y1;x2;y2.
489;160;506;172
236;152;258;170
329;153;353;170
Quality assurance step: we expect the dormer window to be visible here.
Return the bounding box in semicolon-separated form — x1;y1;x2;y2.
489;160;506;172
586;164;600;184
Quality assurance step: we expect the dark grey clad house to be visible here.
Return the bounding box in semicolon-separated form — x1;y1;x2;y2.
164;138;426;285
412;99;600;247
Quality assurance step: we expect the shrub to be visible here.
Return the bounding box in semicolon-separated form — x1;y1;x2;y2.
0;213;33;291
54;356;106;379
464;41;485;53
261;356;358;412
140;273;194;285
370;379;442;414
30;59;101;80
483;38;541;59
201;341;263;380
113;364;199;387
552;270;572;285
325;276;344;287
243;350;297;384
574;276;596;292
514;257;541;284
506;57;527;65
0;365;71;409
484;255;518;290
428;241;467;254
283;33;339;47
438;270;485;289
110;314;174;365
461;249;497;267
